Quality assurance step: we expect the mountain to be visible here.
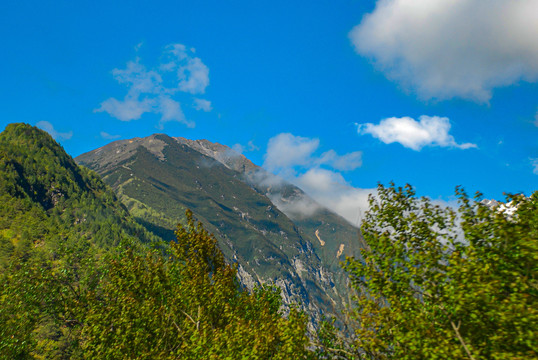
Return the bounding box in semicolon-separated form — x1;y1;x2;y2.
76;134;366;322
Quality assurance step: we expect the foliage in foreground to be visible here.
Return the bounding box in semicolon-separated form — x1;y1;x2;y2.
82;210;310;359
344;184;537;360
0;211;311;359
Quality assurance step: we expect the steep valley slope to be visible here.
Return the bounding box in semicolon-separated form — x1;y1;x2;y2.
76;134;367;323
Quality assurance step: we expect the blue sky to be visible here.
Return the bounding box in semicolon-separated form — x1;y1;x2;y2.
1;1;537;223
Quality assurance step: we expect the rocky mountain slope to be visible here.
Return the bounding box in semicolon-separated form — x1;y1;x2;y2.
174;136;367;296
76;134;366;323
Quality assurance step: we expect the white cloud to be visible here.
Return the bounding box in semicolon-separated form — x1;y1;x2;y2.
532;158;538;175
162;44;210;94
316;150;362;171
100;131;121;140
112;58;162;95
349;0;538;101
36;121;73;141
95;96;155;121
267;192;321;220
358;115;477;151
264;133;320;171
233;140;259;154
261;133;371;224
193;98;212;112
178;57;209;94
157;96;193;128
264;133;364;171
96;43;211;127
295;168;373;225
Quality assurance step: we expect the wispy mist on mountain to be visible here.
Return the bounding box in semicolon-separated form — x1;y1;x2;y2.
76;134;367;323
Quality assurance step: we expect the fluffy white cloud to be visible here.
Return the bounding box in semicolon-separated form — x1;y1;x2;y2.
264;133;320;171
358;115;477;150
162;44;210;94
112;59;162;95
295;168;373;225
264;133;363;172
193;98;213;112
100;131;121;140
36;121;73;140
261;133;371;224
96;96;155;121
178;57;209;94
349;0;538;101
96;43;211;127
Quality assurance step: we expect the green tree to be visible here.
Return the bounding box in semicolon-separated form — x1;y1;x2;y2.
344;183;537;359
78;210;311;359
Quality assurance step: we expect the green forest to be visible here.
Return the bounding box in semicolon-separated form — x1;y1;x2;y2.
0;124;536;359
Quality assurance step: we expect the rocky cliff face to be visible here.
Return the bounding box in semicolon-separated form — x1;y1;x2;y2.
76;134;366;324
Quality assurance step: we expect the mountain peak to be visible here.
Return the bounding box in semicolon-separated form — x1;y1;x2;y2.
76;133;179;173
174;136;258;174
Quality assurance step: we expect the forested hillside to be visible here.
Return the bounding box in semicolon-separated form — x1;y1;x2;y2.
0;124;313;358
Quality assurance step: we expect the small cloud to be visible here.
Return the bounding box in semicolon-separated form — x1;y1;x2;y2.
349;0;538;101
36;121;73;141
232;140;259;154
193;98;212;112
532;158;538;175
358;115;477;151
260;133;369;223
112;58;162;95
96;42;211;128
246;140;259;152
534;109;538;127
95;96;155;121
100;131;121;140
157;96;193;129
162;44;210;94
267;192;320;220
264;133;320;171
295;168;373;225
178;57;209;94
264;132;364;171
232;143;244;154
